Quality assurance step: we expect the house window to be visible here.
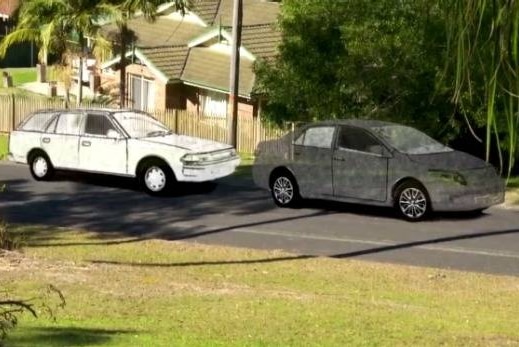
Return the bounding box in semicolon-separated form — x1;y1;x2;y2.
129;74;154;111
201;90;228;118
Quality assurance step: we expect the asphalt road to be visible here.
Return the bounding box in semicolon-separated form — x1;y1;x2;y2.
1;162;518;276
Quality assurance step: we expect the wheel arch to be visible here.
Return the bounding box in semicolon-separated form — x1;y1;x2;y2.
391;177;430;203
27;148;50;163
269;166;298;187
135;155;176;178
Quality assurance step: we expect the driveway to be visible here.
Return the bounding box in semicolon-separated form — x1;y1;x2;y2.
1;162;518;276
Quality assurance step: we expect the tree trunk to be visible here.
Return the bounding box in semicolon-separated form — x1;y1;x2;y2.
77;35;85;105
77;55;83;105
119;24;128;108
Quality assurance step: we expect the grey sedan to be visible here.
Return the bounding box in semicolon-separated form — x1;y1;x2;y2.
252;120;505;221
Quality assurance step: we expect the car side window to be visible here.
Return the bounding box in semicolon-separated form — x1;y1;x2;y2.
18;112;56;132
294;133;304;145
55;113;84;135
301;126;335;149
84;114;117;136
44;115;59;133
338;126;384;154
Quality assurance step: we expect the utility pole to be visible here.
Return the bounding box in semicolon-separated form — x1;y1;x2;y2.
228;0;242;148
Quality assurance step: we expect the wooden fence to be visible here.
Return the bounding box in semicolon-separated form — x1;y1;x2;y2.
0;95;290;154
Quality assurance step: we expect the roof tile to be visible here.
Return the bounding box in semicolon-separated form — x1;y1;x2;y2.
181;47;255;96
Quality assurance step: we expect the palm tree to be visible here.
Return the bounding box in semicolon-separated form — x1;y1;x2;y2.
0;0;113;104
105;0;189;108
0;0;68;67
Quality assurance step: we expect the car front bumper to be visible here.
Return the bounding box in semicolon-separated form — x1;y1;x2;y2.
429;180;505;212
179;157;241;182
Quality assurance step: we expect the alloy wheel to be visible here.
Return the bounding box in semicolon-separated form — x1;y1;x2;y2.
398;187;427;220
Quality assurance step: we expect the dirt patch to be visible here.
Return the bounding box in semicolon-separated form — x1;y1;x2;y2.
0;250;93;283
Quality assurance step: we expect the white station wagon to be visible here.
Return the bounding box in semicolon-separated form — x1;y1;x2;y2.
8;108;240;195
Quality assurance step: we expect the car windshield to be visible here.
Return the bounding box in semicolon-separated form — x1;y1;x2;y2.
371;125;452;154
112;111;171;138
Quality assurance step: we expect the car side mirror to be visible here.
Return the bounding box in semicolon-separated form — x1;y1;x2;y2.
106;129;121;139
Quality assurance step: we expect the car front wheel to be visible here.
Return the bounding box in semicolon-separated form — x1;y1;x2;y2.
395;181;430;221
139;160;175;196
29;152;54;181
270;172;300;207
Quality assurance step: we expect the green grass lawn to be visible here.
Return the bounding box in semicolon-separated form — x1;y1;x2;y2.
0;134;8;159
1;225;519;347
2;67;37;86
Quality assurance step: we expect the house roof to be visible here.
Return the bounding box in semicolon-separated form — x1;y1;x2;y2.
100;0;281;97
239;23;281;61
0;0;19;17
184;0;280;26
101;16;207;46
181;47;255;97
139;45;190;80
190;0;221;25
214;0;280;26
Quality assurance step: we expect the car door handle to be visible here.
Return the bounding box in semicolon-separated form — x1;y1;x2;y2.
333;156;345;162
81;141;91;147
42;137;50;144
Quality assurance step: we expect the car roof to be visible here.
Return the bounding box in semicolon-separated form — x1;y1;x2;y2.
301;118;399;129
29;107;142;115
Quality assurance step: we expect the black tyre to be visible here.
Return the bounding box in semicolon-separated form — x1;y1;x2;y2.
138;159;176;196
394;181;430;221
270;171;301;207
29;152;54;181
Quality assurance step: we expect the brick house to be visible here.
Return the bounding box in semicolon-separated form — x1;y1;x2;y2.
98;0;281;119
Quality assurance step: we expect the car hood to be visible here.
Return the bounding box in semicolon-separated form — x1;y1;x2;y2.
140;134;232;153
407;150;489;170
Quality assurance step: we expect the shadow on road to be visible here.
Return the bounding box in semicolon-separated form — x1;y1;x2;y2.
0;171;507;253
88;227;519;268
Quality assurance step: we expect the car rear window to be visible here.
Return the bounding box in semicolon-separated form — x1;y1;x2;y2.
18;112;56;132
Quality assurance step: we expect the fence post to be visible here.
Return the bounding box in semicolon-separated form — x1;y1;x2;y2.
174;109;178;134
10;94;15;131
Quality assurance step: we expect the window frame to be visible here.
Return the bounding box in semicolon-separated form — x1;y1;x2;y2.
200;89;228;118
335;125;390;157
16;112;59;133
294;125;337;150
82;113;121;138
54;112;86;136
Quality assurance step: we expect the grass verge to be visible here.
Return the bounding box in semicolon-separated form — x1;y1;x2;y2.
0;134;8;160
1;225;519;347
505;176;519;206
233;153;254;178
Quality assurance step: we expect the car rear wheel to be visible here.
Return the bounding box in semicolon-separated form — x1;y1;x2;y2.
395;181;430;221
270;172;300;207
29;152;54;181
139;159;175;196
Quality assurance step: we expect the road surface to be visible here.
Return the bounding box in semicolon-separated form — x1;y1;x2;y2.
1;162;518;276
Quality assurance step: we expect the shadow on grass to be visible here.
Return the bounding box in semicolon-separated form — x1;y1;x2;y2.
7;326;136;347
24;210;329;248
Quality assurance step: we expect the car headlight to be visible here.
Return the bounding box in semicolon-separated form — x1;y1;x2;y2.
429;170;467;185
181;153;209;165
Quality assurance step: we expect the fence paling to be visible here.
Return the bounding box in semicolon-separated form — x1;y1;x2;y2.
0;96;291;154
